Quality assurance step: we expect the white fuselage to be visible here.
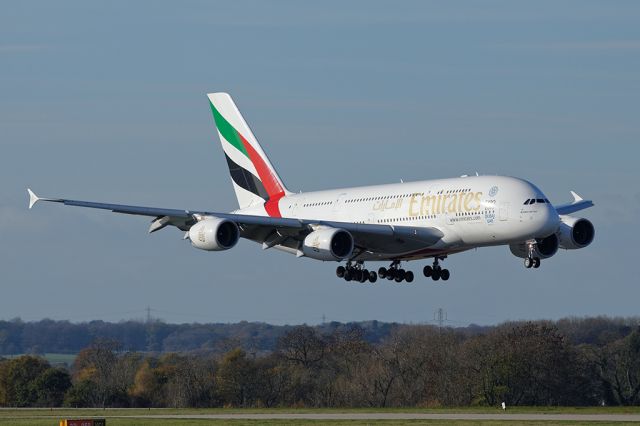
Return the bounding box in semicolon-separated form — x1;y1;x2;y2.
238;175;560;261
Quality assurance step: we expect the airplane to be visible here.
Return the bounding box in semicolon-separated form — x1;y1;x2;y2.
27;92;595;283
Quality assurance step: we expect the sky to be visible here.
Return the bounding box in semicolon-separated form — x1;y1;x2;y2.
1;1;639;326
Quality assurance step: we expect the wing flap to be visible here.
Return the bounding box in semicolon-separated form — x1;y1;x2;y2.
28;189;444;253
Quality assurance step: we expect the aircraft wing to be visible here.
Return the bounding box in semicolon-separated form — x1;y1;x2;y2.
27;189;444;255
554;191;594;215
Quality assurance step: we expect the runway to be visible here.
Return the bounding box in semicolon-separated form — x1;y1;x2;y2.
111;412;640;422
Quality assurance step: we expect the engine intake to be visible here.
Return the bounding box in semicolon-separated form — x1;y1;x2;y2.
189;217;239;251
302;227;354;261
557;216;595;249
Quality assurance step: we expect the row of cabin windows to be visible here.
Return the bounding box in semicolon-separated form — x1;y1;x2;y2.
304;189;480;207
523;198;550;205
304;201;332;207
376;209;492;223
455;211;488;216
347;188;475;203
346;193;424;203
442;188;471;194
378;215;435;223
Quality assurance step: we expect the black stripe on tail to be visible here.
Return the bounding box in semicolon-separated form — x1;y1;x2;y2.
225;154;269;200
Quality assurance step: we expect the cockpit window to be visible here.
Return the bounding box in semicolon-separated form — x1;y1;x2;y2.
530;199;536;205
536;198;545;204
544;198;550;203
523;199;530;205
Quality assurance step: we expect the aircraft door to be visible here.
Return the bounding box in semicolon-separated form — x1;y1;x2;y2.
499;202;510;221
333;193;347;212
290;198;304;216
333;193;348;221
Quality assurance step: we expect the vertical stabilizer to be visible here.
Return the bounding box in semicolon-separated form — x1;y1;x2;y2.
207;93;289;216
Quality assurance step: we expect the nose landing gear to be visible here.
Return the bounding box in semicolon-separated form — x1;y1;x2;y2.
423;257;450;281
524;242;541;269
524;257;541;268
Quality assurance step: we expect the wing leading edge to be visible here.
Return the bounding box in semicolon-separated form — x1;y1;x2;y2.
27;189;444;254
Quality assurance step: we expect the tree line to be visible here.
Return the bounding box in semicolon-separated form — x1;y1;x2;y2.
1;317;639;408
0;318;397;355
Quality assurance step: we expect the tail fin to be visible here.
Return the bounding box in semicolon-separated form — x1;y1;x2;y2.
207;93;289;216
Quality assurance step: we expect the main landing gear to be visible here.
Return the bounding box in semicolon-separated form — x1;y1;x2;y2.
423;257;450;281
524;242;541;269
336;261;377;283
336;259;451;283
378;261;414;283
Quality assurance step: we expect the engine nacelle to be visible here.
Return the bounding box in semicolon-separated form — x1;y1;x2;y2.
557;216;595;250
302;227;354;261
188;217;239;251
509;234;559;259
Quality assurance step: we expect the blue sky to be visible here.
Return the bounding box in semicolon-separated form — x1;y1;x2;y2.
1;1;639;325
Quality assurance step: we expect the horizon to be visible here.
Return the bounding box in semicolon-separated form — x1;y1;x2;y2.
2;1;639;325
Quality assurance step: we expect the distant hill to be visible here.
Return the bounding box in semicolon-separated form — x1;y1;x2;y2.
0;316;636;356
0;318;400;355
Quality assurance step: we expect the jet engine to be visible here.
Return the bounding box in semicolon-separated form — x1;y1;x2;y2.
302;227;354;261
188;217;240;251
557;216;595;250
509;234;559;259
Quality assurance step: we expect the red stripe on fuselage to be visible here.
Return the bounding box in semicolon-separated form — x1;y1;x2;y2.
264;192;285;218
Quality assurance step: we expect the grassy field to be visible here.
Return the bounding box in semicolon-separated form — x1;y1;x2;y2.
1;407;640;426
2;407;640;416
2;421;640;426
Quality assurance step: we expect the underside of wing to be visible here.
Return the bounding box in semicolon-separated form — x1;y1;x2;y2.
238;219;444;259
28;189;445;260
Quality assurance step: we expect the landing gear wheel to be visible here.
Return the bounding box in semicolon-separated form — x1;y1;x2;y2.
344;270;352;281
524;257;533;269
398;269;406;280
359;271;368;283
432;269;441;281
440;269;450;281
423;265;433;277
378;267;387;279
369;271;377;283
386;268;396;280
395;274;404;283
405;271;414;283
533;257;541;268
336;266;345;278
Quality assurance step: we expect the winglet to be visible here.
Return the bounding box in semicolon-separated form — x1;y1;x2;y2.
570;191;584;203
27;188;39;209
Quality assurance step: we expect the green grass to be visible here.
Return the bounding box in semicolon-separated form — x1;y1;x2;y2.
1;420;640;426
1;407;639;426
3;407;640;416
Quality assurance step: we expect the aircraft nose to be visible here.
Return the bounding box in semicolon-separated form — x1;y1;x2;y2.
540;202;560;236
